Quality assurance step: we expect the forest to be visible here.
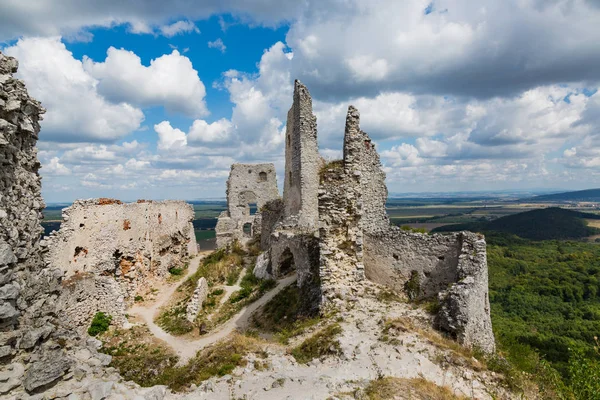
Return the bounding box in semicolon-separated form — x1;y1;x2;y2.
486;232;600;395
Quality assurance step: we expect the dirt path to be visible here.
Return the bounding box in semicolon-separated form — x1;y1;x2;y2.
130;256;297;364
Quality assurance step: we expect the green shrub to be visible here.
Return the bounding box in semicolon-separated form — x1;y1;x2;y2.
88;312;112;336
226;269;241;286
168;267;183;275
134;295;144;302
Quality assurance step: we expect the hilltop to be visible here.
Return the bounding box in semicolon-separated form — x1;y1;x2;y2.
432;207;600;240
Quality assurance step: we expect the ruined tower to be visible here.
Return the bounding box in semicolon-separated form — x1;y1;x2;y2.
282;80;320;228
216;163;279;247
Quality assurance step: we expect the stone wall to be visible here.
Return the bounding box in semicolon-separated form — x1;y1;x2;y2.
259;198;284;251
282;80;320;229
44;198;197;330
319;106;495;352
343;106;389;235
216;163;279;248
0;51;77;394
318;108;368;304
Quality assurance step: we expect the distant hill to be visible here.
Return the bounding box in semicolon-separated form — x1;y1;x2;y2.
530;188;600;202
431;207;600;240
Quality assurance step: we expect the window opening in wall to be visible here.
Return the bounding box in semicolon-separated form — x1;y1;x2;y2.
289;171;293;185
259;171;267;182
279;248;296;276
248;203;257;216
287;135;290;146
243;223;252;237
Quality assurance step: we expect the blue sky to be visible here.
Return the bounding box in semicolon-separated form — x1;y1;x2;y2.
1;0;600;203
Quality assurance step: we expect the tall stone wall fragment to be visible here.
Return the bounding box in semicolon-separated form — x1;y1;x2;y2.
216;163;279;248
44;198;197;330
282;80;320;229
342;106;389;235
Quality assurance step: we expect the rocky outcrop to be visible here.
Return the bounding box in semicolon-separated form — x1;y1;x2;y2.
186;277;209;322
44;198;197;331
216;163;279;248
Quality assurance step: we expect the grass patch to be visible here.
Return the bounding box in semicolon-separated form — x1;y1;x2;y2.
100;325;179;387
88;312;112;336
155;302;194;335
252;283;321;344
364;377;469;400
291;323;342;364
153;333;264;392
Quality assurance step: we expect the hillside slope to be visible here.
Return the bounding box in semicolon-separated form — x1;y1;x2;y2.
432;207;600;240
530;188;600;202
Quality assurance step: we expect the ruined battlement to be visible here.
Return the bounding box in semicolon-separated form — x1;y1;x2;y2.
43;198;197;329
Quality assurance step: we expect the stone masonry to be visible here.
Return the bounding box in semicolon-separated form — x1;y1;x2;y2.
216;163;279;248
321;106;495;353
44;198;197;330
235;81;496;353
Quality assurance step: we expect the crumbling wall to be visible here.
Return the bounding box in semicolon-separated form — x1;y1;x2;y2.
321;105;495;352
44;199;197;330
436;233;495;353
259;198;284;251
343;106;389;235
0;51;82;395
216;163;279;248
282;80;320;229
318;108;367;305
0;52;128;397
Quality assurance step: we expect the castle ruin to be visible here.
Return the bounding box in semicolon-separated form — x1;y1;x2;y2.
215;163;279;248
44;198;198;330
219;81;496;352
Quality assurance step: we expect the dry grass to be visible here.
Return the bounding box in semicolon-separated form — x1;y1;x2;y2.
380;318;483;371
586;219;600;229
100;325;179;387
365;377;469;400
155;333;266;392
291;323;342;364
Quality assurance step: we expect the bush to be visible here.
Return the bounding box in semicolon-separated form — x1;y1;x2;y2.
88;312;112;336
168;267;183;275
134;295;144;302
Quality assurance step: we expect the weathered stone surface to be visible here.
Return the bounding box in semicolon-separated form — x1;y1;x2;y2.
216;163;279;248
282;80;320;229
186;277;209;322
23;349;72;392
253;252;273;280
0;363;24;394
44;199;197;330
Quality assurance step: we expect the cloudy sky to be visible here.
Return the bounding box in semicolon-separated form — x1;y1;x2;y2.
1;0;600;202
